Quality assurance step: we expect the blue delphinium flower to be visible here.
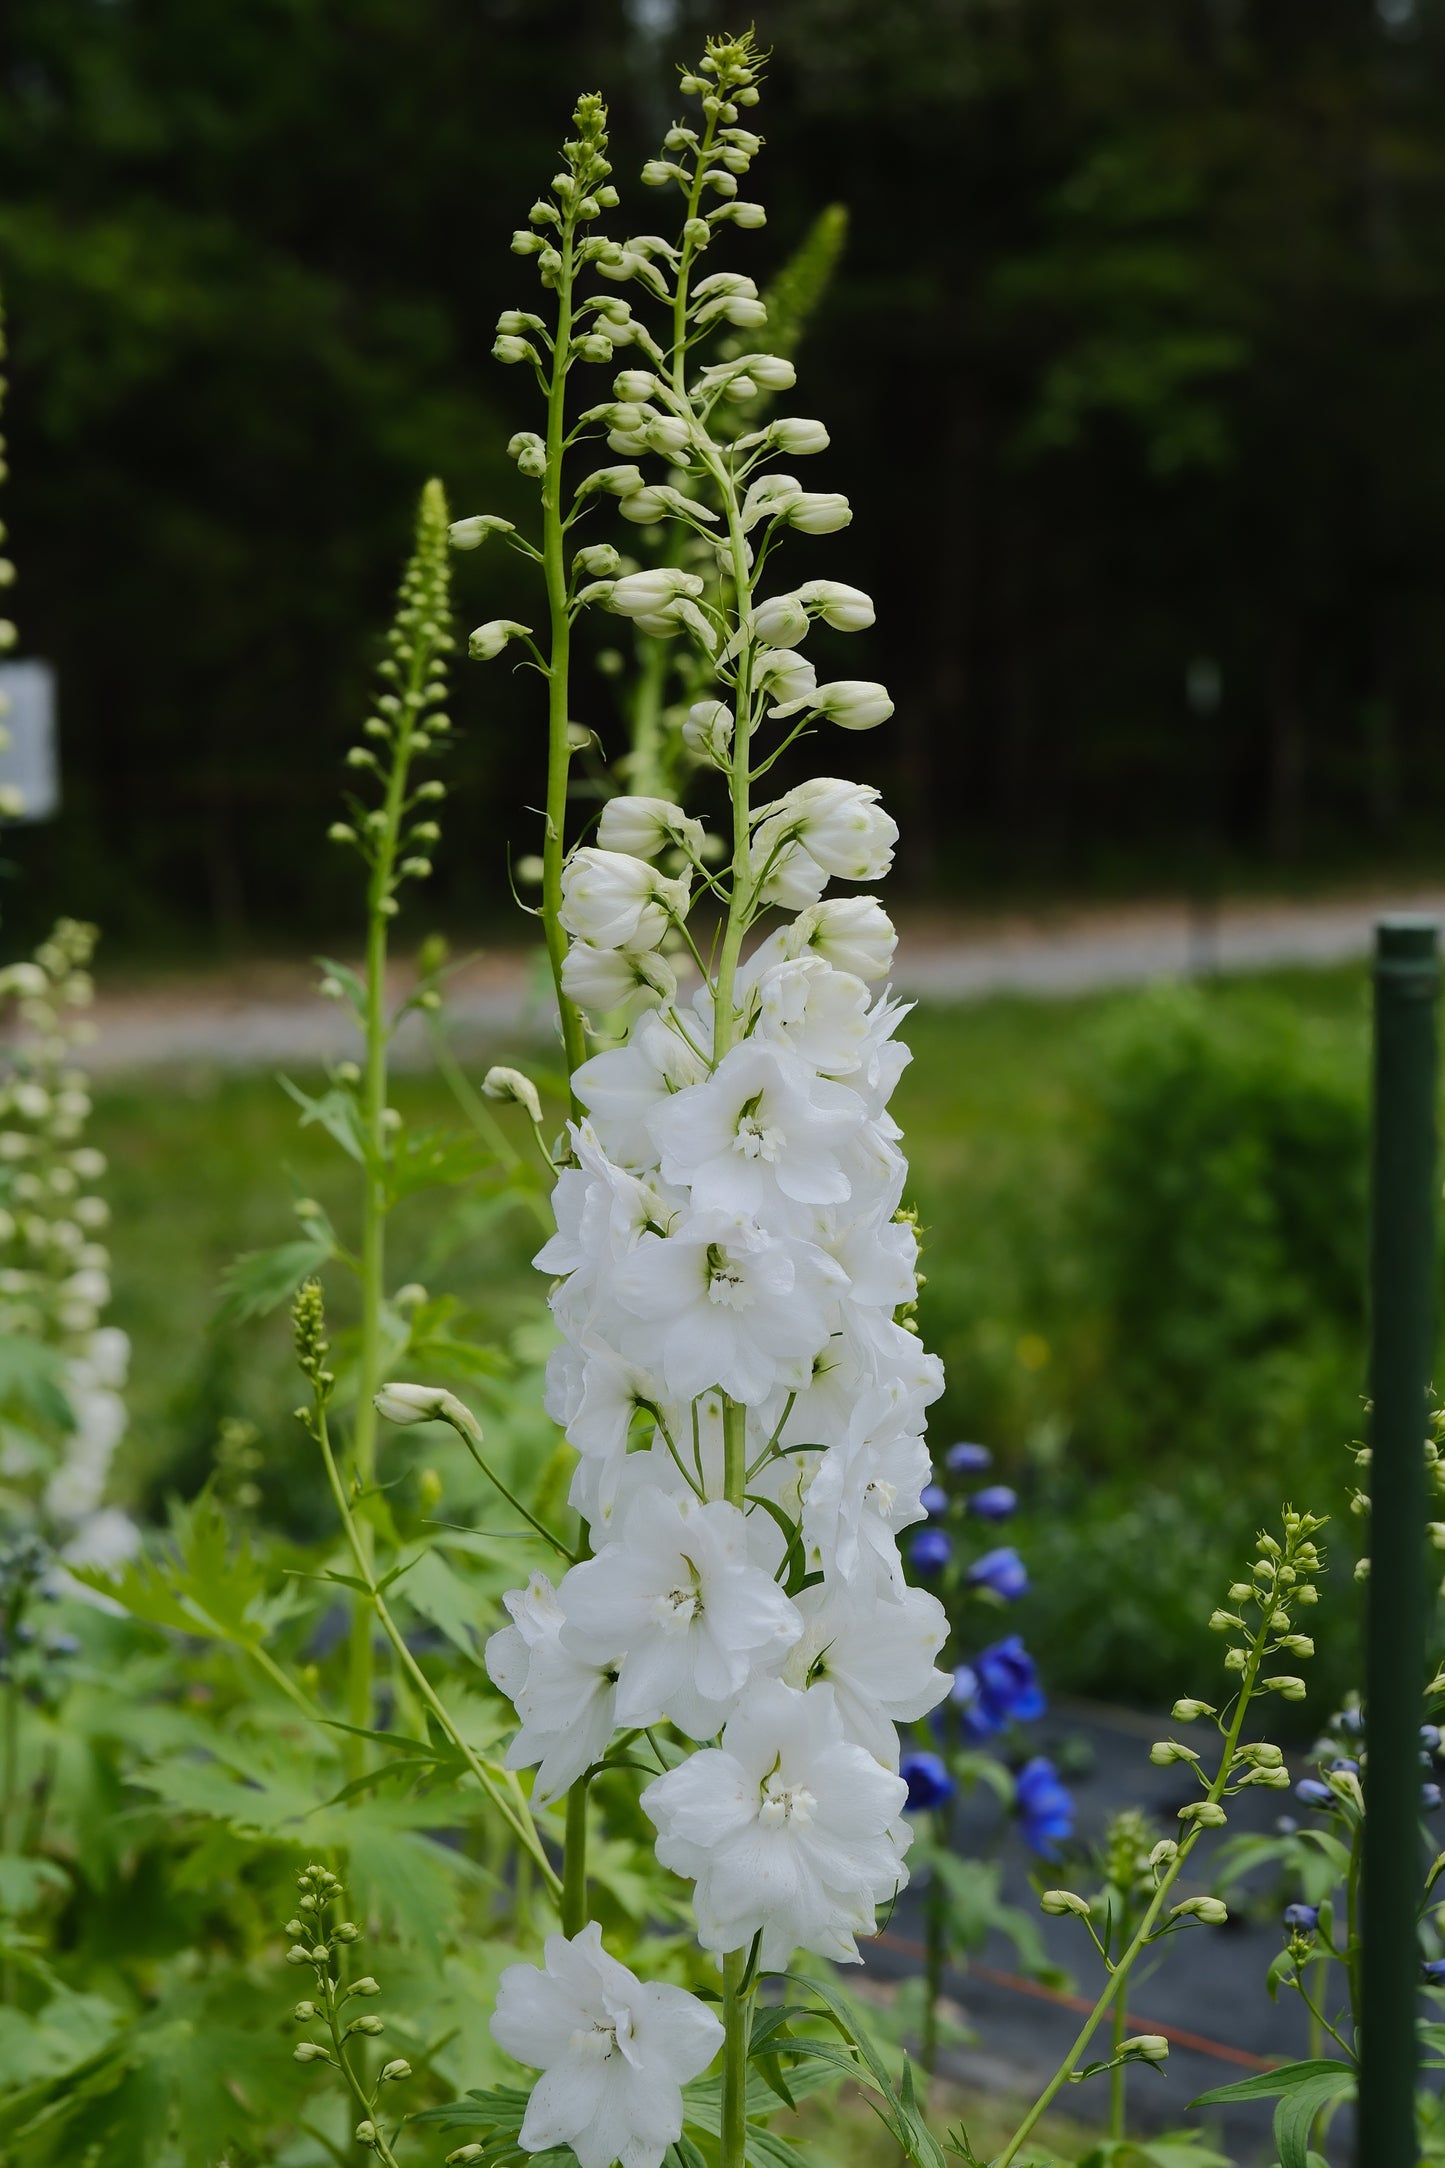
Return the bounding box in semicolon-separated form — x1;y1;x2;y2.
952;1635;1046;1738
919;1482;949;1521
966;1545;1029;1601
909;1528;952;1577
968;1485;1018;1522
1424;1783;1442;1812
1328;1758;1359;1777
1283;1902;1319;1933
1015;1756;1074;1859
946;1442;992;1476
1423;1724;1442;1754
1425;1958;1445;1985
1295;1778;1332;1808
901;1750;956;1812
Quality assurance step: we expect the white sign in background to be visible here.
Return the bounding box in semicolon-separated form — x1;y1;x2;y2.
0;660;58;822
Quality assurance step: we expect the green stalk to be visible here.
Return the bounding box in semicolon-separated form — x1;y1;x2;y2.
921;1836;945;2086
1107;1902;1131;2140
541;228;589;1104
561;1777;590;1936
346;606;434;1757
993;1631;1270;2168
721;1947;749;2168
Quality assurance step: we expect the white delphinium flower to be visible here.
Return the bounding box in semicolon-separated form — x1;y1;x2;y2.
641;1679;910;1966
801;1384;932;1586
612;1208;843;1405
557;1486;800;1736
486;1574;621;1804
648;1041;863;1216
491;1924;723;2168
784;1565;950;1768
758;778;899;883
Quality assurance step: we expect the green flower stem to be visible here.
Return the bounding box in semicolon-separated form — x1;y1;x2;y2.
1107;1907;1131;2140
319;1967;403;2168
346;583;438;1759
311;1382;563;1900
721;1946;750;2168
541;230;589;1104
0;1662;17;1859
993;1632;1270;2168
922;1833;945;2086
561;1775;590;1937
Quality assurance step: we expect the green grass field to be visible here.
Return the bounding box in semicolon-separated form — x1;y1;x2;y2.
93;963;1381;1704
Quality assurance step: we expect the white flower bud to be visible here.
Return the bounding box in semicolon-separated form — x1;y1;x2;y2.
1169;1895;1229;1925
799;579;875;632
756;648;817;713
1039;1888;1092;1917
469;619;533;661
741;473;804;531
786;896;897;981
598;795;706;861
760;778;897;881
1176;1802;1228;1828
375;1382;482;1444
493;335;534;364
482;1067;544;1125
745;354;795;391
561;942;677;1017
787;492;852;534
1262;1674;1308;1700
812;679;894;731
449;515;516;551
1149;1740;1201;1767
1171;1698;1216;1722
575;544;622;578
614;369;658;402
603;568;705;618
751;593;812;648
1122;2035;1169;2063
577;463;646;499
769;417;830;456
682;699;734;767
1148;1840;1179;1869
559;849;689;950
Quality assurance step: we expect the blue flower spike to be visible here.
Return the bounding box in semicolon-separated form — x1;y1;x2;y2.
1016;1756;1074;1859
909;1527;952;1576
967;1545;1029;1601
901;1750;956;1812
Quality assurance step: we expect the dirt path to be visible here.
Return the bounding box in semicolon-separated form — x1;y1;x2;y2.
79;883;1445;1072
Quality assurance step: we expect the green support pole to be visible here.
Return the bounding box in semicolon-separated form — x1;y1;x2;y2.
1359;915;1439;2167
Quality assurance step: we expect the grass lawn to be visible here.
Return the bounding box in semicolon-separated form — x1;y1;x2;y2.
93;963;1381;1702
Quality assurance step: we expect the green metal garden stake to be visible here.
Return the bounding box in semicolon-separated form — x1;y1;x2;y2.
1359;915;1439;2167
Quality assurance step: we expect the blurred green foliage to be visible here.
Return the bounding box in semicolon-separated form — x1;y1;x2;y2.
4;0;1445;942
89;965;1384;1709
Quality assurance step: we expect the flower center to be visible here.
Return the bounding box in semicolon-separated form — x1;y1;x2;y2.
733;1096;785;1162
759;1771;817;1828
706;1242;753;1310
865;1476;896;1516
651;1569;702;1631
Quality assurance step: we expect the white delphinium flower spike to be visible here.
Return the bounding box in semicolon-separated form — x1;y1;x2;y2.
491;1923;723;2168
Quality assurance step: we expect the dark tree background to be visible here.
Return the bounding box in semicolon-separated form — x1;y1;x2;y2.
1;0;1443;949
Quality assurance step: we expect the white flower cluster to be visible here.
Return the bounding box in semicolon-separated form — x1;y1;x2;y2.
0;922;137;1565
488;762;950;1964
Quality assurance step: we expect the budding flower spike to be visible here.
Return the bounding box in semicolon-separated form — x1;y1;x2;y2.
475;32;957;2168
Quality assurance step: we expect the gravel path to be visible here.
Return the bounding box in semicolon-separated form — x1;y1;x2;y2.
78;885;1445;1073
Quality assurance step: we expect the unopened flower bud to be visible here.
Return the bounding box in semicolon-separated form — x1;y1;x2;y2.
469;619;532;661
375;1383;482;1445
1040;1888;1092;1917
294;2042;331;2062
450;514;516;550
1170;1895;1229;1924
786;491;852;534
482;1066;544;1125
812;679;894;731
381;2059;412;2083
347;2014;385;2036
1171;1699;1216;1723
355;2122;378;2148
1122;2035;1169;2063
1150;1740;1201;1766
293;2001;317;2021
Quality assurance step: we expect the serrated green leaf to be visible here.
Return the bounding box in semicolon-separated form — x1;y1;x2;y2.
280;1074;367;1162
216;1233;333;1322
